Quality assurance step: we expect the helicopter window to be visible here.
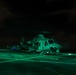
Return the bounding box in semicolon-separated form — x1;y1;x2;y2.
45;42;48;46
49;40;54;44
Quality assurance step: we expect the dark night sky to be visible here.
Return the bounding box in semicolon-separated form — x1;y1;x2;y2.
0;0;76;31
0;0;75;32
0;0;76;49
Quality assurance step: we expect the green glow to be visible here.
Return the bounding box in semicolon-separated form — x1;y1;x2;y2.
68;53;72;55
0;52;76;65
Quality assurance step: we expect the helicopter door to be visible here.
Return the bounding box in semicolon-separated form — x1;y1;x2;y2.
45;41;48;46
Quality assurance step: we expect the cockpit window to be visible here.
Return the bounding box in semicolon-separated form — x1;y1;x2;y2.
49;40;54;44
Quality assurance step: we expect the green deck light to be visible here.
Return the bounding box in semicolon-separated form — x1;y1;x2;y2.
68;53;72;55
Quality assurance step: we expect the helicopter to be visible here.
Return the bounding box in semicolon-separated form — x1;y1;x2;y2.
7;31;62;55
26;33;62;55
